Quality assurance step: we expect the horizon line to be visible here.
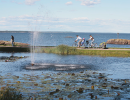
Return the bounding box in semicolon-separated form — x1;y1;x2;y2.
0;30;129;34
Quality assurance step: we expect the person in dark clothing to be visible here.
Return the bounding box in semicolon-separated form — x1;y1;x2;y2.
11;35;14;46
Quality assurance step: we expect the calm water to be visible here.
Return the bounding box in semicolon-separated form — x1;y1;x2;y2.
0;52;130;79
0;32;130;100
0;32;130;48
0;32;130;79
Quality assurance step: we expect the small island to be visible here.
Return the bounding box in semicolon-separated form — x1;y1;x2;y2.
106;39;130;45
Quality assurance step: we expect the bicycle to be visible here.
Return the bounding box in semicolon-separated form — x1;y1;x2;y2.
72;41;86;48
86;40;98;48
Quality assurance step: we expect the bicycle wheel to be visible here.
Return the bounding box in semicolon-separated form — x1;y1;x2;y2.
82;43;86;48
94;43;98;48
72;43;78;47
88;44;91;48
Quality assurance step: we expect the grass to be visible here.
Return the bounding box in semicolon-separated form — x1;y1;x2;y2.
108;47;130;49
41;45;77;55
0;44;130;57
0;87;22;100
41;45;130;57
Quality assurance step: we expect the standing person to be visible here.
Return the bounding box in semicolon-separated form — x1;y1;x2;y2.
75;35;82;47
88;35;94;46
11;35;14;46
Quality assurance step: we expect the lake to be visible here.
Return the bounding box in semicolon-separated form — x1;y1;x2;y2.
0;32;130;48
0;32;130;99
0;52;130;79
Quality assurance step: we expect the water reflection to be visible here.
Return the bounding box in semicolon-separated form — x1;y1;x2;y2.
25;63;90;71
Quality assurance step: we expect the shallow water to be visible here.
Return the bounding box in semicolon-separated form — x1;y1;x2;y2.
0;53;130;79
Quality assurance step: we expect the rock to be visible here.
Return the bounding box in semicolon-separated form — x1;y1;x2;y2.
128;40;130;45
64;36;74;38
0;41;5;45
77;88;84;93
106;39;130;45
0;40;29;46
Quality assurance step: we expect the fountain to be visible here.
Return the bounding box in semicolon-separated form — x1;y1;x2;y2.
30;31;39;65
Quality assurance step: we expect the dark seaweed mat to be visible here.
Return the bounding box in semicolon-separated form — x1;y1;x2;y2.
0;71;130;100
0;56;28;62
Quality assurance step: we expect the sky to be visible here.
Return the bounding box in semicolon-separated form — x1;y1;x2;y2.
0;0;130;33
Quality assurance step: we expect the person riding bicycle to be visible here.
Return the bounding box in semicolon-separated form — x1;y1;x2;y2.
81;38;85;46
88;35;94;46
75;35;82;47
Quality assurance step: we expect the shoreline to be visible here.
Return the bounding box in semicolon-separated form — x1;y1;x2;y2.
0;46;130;57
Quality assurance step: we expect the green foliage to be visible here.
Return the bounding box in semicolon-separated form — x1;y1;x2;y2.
41;45;77;55
0;88;22;100
56;45;77;55
57;45;70;54
35;45;130;57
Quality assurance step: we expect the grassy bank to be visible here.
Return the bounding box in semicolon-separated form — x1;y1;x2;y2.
41;45;130;57
0;45;130;57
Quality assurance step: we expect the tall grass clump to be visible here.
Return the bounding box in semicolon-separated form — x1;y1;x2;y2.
0;87;22;100
56;45;77;55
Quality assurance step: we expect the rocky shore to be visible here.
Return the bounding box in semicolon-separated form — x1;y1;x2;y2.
106;39;130;45
0;40;29;46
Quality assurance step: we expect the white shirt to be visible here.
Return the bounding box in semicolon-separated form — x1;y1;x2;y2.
76;36;82;41
89;36;94;40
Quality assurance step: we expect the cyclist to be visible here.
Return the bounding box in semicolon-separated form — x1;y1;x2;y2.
75;35;82;47
81;38;85;46
88;35;94;46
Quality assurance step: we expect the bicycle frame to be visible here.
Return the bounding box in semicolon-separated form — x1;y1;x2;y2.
86;41;98;48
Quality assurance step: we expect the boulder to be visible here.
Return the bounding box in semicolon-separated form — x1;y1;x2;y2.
0;41;5;45
106;39;130;45
128;40;130;45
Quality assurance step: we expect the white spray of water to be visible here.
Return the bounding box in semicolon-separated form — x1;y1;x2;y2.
30;31;39;64
28;5;52;64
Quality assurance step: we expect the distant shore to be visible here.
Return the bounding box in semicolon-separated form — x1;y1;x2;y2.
0;31;73;33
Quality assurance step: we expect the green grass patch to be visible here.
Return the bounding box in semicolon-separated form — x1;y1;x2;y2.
41;45;130;57
76;49;130;57
41;45;77;55
108;47;130;49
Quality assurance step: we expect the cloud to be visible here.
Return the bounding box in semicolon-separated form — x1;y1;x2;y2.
66;1;72;5
73;17;88;21
78;0;100;6
25;0;40;5
0;15;130;33
9;0;40;5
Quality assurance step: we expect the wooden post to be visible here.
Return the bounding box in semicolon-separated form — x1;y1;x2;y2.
117;33;119;39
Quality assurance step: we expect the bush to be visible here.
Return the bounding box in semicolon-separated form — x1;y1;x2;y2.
0;87;22;100
56;45;77;55
56;45;70;54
